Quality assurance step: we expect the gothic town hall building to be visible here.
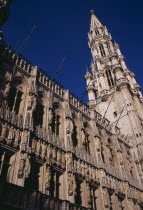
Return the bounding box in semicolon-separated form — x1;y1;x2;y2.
0;3;143;210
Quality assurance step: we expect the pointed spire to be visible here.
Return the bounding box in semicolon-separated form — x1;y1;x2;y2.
90;10;102;31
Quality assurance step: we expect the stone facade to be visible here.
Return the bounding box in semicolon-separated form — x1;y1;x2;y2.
0;9;143;210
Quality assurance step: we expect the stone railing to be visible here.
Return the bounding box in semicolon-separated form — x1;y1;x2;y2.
0;106;23;128
69;93;90;117
0;182;90;210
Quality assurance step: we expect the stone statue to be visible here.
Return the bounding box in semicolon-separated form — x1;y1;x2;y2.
14;129;21;144
25;113;30;127
25;156;31;178
81;128;86;146
106;146;113;165
94;136;101;151
102;188;110;207
57;150;61;163
27;93;34;110
77;159;82;174
52;147;57;161
7;126;15;141
3;82;10;98
66;118;73;133
73;176;77;195
87;183;92;204
22;130;29;145
68;173;73;196
67;152;72;167
61;151;66;165
47;144;52;159
45;166;51;190
0;123;8;141
48;108;53;124
36;140;41;155
31;138;36;152
74;159;77;170
18;157;25;178
41;142;47;157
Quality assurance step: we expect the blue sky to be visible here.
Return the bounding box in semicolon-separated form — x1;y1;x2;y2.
2;0;143;102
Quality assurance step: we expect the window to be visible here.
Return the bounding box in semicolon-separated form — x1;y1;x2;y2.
99;44;106;56
33;102;44;127
50;170;61;198
113;111;117;118
105;69;115;87
7;86;23;114
95;29;99;35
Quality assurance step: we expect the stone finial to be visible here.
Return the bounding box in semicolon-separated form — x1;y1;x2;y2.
90;10;94;14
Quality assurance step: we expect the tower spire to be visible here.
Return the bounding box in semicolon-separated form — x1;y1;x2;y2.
90;10;102;31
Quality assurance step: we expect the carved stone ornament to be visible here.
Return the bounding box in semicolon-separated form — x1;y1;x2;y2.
0;123;8;141
18;157;25;178
68;173;73;196
45;166;51;190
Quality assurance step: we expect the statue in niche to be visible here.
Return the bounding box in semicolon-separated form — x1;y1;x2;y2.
73;176;77;195
25;112;31;128
77;159;82;174
87;183;92;204
67;152;72;167
57;150;61;164
94;136;101;151
66;118;73;133
61;151;66;165
68;173;73;196
47;144;52;159
52;146;57;161
3;82;10;98
41;142;47;158
106;145;114;166
31;138;36;152
25;156;31;178
74;159;77;170
45;166;51;190
22;130;29;144
91;167;96;180
118;151;124;165
0;123;8;141
27;93;34;110
18;114;23;128
48;108;53;125
18;157;25;178
36;140;41;155
102;188;110;207
81;128;86;146
7;126;15;142
14;129;21;145
81;161;84;175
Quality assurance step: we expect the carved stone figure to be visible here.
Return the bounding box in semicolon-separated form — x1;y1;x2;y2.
66;118;73;133
18;157;25;178
14;129;21;144
48;108;53;124
25;112;31;127
102;188;110;207
61;151;66;165
25;156;31;178
47;144;52;159
0;123;8;141
94;136;101;151
81;128;86;146
27;93;34;110
68;173;73;196
77;159;82;174
52;147;57;161
41;142;47;157
67;152;72;167
36;140;41;155
22;130;29;144
57;150;61;163
73;176;77;195
45;166;51;190
7;126;15;142
3;82;10;98
31;138;36;152
87;183;92;204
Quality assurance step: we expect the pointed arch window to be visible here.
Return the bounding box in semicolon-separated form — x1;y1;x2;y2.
99;44;106;56
105;69;115;87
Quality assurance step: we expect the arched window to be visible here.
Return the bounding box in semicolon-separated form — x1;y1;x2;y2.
105;69;115;87
95;29;99;35
7;86;23;114
99;44;106;56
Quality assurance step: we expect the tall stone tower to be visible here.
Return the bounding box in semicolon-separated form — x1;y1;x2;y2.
86;10;143;159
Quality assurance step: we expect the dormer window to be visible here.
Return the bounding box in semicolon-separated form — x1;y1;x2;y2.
106;69;115;87
95;29;99;35
99;44;106;56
